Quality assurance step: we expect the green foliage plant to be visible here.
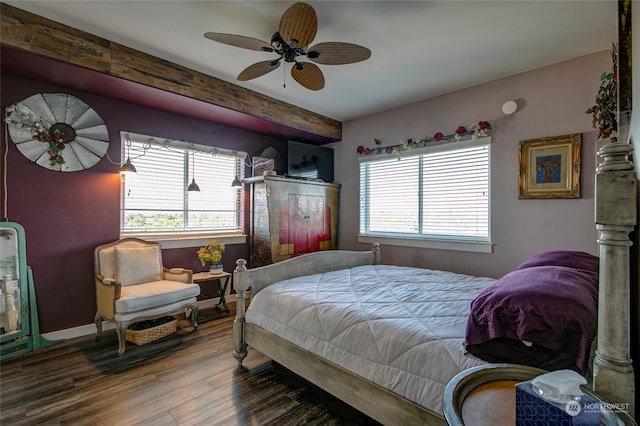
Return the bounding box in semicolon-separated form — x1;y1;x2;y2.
586;45;617;142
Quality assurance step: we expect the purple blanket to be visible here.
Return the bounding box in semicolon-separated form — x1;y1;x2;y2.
465;258;598;374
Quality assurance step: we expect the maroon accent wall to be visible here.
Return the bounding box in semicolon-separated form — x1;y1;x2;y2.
1;73;286;332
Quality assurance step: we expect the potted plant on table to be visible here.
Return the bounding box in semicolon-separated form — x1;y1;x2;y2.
197;240;225;273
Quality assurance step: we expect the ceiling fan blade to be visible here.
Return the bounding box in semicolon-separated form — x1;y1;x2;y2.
279;2;317;48
291;62;324;91
204;32;273;52
307;42;371;65
237;60;281;81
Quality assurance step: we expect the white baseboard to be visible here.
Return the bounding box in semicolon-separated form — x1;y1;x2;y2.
41;294;237;342
42;322;115;341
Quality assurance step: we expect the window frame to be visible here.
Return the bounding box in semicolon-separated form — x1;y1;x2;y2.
358;137;492;253
119;132;247;249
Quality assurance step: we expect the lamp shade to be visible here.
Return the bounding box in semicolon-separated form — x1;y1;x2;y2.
187;178;200;192
120;157;137;174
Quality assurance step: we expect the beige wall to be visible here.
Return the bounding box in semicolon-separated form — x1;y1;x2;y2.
332;51;611;279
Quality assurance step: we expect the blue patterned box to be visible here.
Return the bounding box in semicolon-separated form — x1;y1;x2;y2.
516;381;600;426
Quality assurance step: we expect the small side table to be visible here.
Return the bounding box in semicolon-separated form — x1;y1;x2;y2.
442;364;635;426
192;271;231;313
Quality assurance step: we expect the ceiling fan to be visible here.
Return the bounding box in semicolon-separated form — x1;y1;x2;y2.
204;2;371;91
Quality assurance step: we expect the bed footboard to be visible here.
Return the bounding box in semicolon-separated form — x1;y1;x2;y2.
592;142;636;416
232;244;381;366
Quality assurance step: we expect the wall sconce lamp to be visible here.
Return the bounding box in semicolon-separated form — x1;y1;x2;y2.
231;150;249;188
119;135;137;174
120;157;137;174
187;149;200;192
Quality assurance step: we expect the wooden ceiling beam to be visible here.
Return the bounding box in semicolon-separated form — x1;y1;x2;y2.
0;3;342;143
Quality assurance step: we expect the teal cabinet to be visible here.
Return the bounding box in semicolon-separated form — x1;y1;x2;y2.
0;222;57;360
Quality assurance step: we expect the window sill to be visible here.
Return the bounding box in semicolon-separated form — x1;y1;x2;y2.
358;235;493;253
119;232;247;249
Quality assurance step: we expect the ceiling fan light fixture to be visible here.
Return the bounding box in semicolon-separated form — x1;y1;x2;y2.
271;32;284;51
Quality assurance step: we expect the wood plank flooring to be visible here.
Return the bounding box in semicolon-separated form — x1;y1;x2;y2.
0;306;379;425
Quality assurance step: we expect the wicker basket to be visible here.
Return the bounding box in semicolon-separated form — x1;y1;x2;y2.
125;318;177;346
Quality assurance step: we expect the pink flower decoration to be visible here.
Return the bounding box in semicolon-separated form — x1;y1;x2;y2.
356;145;365;154
456;126;467;134
433;132;444;142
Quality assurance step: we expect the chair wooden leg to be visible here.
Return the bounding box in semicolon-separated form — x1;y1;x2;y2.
190;303;199;330
116;320;131;356
94;313;104;341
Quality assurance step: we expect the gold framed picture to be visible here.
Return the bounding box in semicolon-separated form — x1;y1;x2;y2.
518;133;582;199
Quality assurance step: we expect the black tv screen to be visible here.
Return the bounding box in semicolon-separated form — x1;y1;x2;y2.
287;141;334;182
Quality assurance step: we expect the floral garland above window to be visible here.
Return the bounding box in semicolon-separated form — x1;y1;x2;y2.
357;120;492;157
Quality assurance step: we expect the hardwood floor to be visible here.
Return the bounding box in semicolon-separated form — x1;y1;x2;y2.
0;306;379;425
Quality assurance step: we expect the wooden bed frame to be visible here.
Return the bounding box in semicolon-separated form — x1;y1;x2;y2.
232;142;636;424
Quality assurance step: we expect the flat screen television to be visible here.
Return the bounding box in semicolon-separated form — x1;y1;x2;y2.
287;140;334;182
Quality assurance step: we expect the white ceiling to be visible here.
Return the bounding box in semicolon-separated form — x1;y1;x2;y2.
5;0;617;122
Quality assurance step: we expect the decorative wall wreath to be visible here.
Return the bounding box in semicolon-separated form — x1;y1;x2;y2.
5;93;109;172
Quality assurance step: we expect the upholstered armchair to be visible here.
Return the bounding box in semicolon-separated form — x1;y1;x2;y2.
94;238;200;355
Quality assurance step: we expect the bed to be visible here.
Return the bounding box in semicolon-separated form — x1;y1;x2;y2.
232;142;636;424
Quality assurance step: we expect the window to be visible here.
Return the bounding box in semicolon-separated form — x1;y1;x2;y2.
359;137;491;252
120;133;245;244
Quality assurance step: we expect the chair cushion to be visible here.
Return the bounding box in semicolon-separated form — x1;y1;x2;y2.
115;280;200;313
114;245;163;286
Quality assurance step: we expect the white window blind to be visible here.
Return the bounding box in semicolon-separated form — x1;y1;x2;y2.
120;135;244;237
359;138;490;246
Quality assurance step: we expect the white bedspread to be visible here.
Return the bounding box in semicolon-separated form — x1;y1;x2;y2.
246;264;495;414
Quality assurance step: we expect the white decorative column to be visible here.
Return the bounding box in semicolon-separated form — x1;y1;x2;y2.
593;142;636;417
